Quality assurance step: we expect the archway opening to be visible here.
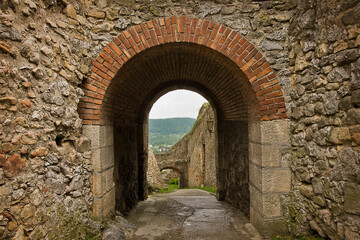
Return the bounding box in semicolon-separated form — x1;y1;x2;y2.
148;89;219;191
160;166;182;187
102;42;254;216
80;18;289;235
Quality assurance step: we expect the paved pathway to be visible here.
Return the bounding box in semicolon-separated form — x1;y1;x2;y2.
125;189;262;240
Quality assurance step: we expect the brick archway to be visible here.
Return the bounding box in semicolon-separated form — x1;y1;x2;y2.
78;16;285;124
160;165;183;173
81;16;291;237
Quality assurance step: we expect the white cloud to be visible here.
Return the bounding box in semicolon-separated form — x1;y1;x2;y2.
149;90;208;119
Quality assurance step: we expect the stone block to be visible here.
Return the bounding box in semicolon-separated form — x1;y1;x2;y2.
262;169;291;193
93;167;115;197
93;188;115;217
100;125;114;148
262;194;281;218
92;146;114;172
83;125;100;149
344;182;360;214
250;185;263;215
102;188;116;216
249;121;261;143
249;163;262;191
249;143;280;167
260;120;290;144
101;146;115;170
92;148;101;172
251;207;288;237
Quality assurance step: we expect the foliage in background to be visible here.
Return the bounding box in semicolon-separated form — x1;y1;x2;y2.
169;178;179;185
149;117;196;150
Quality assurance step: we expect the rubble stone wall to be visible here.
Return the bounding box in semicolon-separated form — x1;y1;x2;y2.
284;1;360;239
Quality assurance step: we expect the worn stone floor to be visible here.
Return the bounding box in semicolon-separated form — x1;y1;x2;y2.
125;189;262;240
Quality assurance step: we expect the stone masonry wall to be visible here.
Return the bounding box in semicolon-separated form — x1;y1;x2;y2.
284;1;360;239
187;103;216;188
0;0;358;239
147;148;164;187
154;103;216;189
218;120;250;215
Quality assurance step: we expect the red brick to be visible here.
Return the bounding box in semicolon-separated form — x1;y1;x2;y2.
129;28;140;43
123;30;131;39
245;49;258;62
153;19;161;35
229;31;237;39
149;29;158;45
210;24;220;40
99;51;114;64
256;87;273;97
108;42;123;57
166;17;172;34
276;97;285;103
147;20;153;29
265;90;283;99
200;20;209;36
180;16;185;33
190;18;197;34
83;84;97;92
128;38;140;53
262;79;279;89
110;52;124;66
93;61;109;74
141;23;151;39
257;67;272;78
103;46;111;54
119;34;131;48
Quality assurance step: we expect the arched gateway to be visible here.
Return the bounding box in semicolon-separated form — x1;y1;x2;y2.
79;16;291;236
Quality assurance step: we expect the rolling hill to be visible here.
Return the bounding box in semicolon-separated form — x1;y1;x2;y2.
149;118;196;151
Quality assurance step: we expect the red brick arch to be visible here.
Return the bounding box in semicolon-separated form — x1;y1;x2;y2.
79;16;286;125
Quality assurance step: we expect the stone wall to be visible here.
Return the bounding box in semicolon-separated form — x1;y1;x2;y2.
284;1;360;239
155;137;189;188
113;124;139;214
187;103;216;188
147;148;164;187
154;103;217;189
218;120;250;215
0;0;358;239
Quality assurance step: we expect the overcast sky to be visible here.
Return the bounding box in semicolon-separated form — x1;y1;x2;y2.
149;90;208;119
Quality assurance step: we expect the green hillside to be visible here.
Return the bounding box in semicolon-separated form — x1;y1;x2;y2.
149;118;196;151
